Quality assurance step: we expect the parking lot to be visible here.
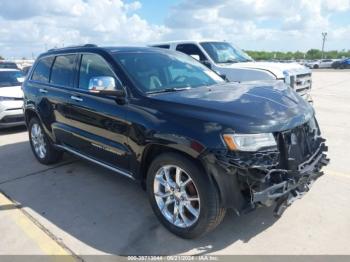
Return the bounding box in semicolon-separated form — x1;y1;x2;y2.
0;70;350;257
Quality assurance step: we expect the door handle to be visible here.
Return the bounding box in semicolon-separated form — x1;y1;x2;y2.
39;88;48;94
70;95;83;102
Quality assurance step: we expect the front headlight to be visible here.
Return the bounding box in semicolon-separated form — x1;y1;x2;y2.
222;133;277;152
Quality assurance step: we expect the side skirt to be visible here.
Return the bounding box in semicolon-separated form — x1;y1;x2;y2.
55;144;135;180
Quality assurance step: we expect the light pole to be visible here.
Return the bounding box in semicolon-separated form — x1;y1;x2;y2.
321;32;327;59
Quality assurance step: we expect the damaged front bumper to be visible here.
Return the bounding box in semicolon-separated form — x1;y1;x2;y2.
206;118;330;217
252;142;329;217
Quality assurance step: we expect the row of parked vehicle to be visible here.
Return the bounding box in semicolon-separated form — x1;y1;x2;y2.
1;40;329;239
331;58;350;69
0;60;33;75
304;58;350;69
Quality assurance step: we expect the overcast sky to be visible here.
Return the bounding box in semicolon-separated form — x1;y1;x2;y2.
0;0;349;59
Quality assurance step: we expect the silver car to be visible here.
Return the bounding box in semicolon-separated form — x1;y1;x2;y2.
0;69;25;128
306;59;339;69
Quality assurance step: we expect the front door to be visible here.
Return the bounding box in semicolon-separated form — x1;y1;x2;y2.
65;53;131;172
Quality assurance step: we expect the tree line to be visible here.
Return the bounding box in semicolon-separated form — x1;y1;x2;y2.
1;49;350;62
245;49;350;60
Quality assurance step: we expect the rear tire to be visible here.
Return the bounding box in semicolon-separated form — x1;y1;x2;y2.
28;117;63;165
146;152;226;239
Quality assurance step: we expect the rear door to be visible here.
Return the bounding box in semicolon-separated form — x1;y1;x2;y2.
45;54;80;145
63;53;131;172
27;54;78;142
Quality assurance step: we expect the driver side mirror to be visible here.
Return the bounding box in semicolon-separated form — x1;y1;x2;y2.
88;76;125;97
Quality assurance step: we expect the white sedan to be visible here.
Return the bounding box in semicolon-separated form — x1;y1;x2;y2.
0;69;25;128
306;59;338;69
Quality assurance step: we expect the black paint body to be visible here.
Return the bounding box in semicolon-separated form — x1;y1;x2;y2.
22;46;328;213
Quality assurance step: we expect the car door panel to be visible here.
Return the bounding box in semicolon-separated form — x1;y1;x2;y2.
64;91;131;171
40;85;74;137
43;54;80;145
57;53;131;171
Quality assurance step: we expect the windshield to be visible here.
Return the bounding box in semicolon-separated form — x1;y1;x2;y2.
200;42;253;63
113;50;224;94
0;71;25;87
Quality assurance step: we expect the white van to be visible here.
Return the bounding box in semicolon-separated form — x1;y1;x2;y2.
150;40;313;102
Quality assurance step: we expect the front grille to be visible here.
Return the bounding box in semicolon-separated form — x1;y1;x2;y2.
0;115;25;124
5;108;22;111
276;118;321;170
294;73;312;94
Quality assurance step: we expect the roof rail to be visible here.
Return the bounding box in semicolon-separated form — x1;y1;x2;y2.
48;44;98;52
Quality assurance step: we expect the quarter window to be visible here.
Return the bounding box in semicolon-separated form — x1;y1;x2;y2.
50;55;77;88
31;57;54;83
78;54;116;90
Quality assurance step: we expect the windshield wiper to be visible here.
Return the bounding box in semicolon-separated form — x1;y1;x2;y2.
147;86;192;94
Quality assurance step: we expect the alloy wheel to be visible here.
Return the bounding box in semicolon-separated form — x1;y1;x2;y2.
153;165;200;228
31;123;47;159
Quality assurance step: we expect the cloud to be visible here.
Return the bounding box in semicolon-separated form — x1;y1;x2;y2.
0;0;349;58
323;0;350;12
163;0;350;51
0;0;168;58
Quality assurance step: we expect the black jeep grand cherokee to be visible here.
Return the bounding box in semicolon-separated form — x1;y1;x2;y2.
23;45;329;238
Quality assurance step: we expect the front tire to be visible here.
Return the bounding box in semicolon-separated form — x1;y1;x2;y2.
28;117;63;165
146;153;226;239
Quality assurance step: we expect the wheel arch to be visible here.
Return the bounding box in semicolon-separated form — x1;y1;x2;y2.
138;143;225;205
139;144;200;180
24;108;56;143
24;108;40;126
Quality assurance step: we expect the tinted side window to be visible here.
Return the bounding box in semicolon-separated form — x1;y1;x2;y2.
153;45;170;49
79;54;116;90
31;57;54;83
50;55;77;88
176;44;207;61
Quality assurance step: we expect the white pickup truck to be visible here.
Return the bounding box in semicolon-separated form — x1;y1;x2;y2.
150;40;313;102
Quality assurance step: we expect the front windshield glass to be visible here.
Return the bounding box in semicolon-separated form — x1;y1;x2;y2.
0;71;25;87
200;42;253;63
113;50;224;94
